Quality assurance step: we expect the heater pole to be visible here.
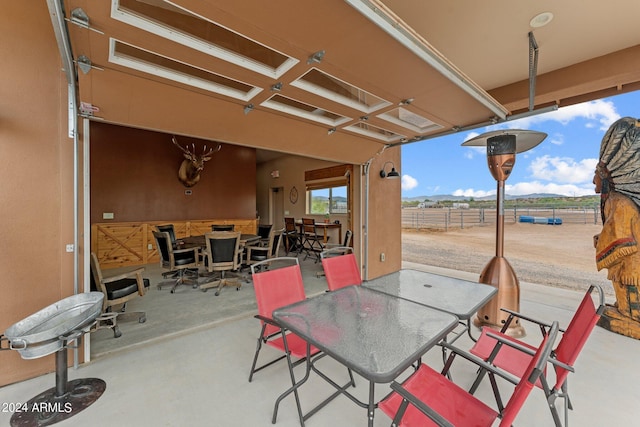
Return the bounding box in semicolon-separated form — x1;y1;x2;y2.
495;180;505;257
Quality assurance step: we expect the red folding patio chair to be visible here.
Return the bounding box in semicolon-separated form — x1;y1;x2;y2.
379;321;560;427
248;257;319;382
320;246;362;291
249;257;358;426
463;284;605;426
248;257;321;425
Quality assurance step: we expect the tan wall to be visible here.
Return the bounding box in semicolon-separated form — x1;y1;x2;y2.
366;148;403;279
0;3;75;386
90;122;256;223
256;156;356;243
256;156;351;222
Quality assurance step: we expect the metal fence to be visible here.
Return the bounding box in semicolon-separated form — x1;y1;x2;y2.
402;206;602;231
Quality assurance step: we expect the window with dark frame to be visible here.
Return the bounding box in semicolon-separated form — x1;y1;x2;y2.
306;183;348;215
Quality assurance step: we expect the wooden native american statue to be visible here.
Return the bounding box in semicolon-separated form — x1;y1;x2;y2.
593;117;640;339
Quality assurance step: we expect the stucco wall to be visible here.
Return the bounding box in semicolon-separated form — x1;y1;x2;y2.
366;149;403;279
0;3;75;386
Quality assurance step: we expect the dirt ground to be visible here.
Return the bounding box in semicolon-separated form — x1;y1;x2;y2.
402;222;613;295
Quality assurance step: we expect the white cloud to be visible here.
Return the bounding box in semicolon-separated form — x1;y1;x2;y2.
548;133;564;146
452;188;495;198
401;174;418;191
463;146;485;160
528;155;598;184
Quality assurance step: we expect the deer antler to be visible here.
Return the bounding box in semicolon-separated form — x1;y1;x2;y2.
172;135;190;154
202;143;221;158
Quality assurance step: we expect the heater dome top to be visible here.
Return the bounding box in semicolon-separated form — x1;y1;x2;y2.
462;129;547;154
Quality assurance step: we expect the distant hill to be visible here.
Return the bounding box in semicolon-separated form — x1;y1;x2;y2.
403;193;571;202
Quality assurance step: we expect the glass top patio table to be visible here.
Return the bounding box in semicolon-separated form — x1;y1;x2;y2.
272;286;458;426
364;269;497;321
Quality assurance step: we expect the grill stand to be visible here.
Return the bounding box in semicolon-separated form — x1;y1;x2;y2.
10;333;106;427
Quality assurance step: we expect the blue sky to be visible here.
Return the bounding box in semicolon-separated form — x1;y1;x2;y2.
400;90;640;199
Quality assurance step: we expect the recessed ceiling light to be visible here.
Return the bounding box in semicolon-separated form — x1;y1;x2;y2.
530;12;553;28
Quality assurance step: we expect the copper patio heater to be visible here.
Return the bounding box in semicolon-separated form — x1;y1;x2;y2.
462;130;547;337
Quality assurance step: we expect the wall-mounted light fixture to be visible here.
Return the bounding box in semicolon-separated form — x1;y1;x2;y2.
379;161;400;179
328;127;336;135
243;103;254;115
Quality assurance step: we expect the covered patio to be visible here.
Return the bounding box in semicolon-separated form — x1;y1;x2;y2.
1;261;637;426
3;0;640;412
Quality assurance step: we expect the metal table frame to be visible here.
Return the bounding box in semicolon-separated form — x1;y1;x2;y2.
272;286;458;427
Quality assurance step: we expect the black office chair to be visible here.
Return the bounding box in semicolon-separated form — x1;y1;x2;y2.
211;224;234;231
200;231;243;296
155;224;182;278
257;224;273;246
90;252;149;338
156;224;177;244
153;231;199;293
246;228;283;272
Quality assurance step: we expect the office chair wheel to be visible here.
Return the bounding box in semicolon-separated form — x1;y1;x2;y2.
138;315;146;323
170;289;175;294
112;325;122;338
214;291;220;296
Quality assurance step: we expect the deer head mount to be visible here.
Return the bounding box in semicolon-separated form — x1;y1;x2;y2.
172;136;221;187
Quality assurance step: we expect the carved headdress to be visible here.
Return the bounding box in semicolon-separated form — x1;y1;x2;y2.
597;117;640;209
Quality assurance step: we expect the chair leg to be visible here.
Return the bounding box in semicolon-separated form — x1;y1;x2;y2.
100;307;146;339
562;381;573;410
214;278;241;296
169;268;198;293
488;372;505;414
95;312;119;337
200;272;242;295
272;342;309;427
468;366;488;394
547;385;570;427
162;270;179;279
285;234;302;256
248;335;265;383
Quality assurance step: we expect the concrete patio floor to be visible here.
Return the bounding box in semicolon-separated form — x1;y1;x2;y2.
1;261;638;426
